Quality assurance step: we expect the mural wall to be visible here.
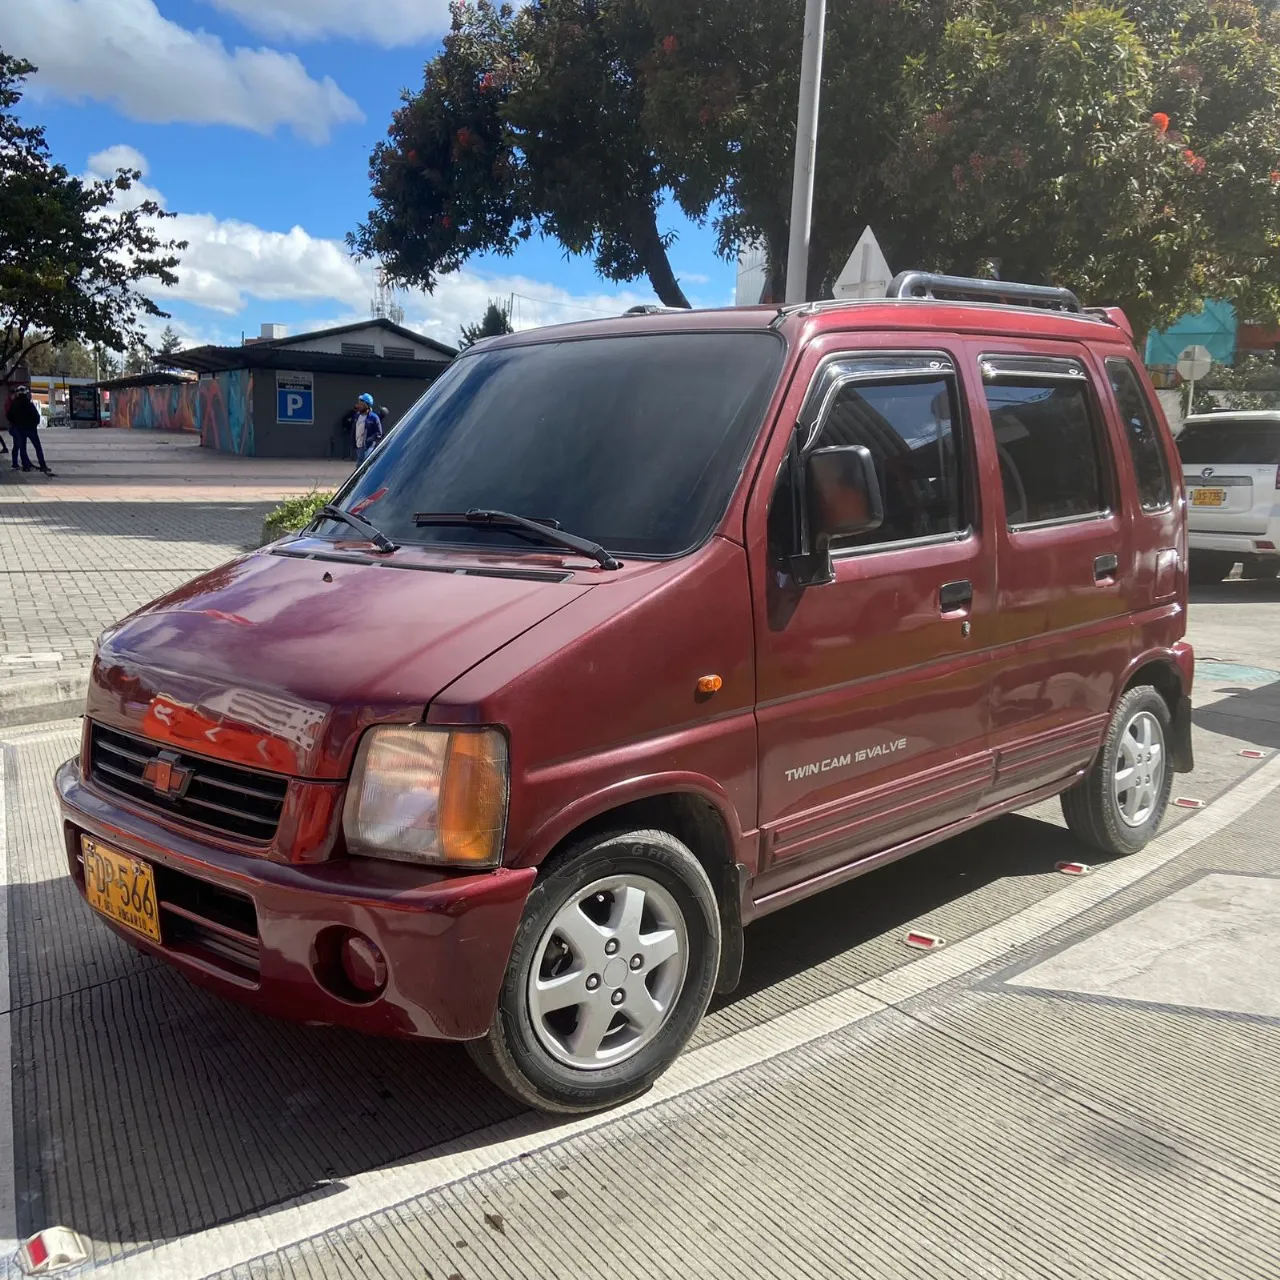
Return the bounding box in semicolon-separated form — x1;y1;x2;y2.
110;371;255;455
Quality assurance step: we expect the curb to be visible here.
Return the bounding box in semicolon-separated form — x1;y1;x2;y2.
0;672;88;729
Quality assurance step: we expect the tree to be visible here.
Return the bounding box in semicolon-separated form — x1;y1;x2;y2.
25;336;96;377
351;0;693;307
152;324;184;368
639;0;949;300
459;298;514;348
0;52;184;376
879;3;1280;333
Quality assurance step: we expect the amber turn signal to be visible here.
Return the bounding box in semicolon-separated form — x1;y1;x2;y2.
696;674;723;695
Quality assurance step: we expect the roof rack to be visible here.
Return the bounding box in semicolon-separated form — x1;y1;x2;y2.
888;271;1081;313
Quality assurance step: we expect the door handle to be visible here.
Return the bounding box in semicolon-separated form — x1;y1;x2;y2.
939;579;973;611
1094;553;1119;581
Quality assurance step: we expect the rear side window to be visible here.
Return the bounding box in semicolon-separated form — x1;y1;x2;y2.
981;355;1107;526
1107;358;1172;511
1176;420;1280;466
814;376;965;548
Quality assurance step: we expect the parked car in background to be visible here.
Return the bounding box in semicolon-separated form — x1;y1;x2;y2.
58;272;1193;1114
1177;411;1280;583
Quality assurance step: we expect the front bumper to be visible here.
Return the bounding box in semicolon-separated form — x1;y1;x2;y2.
57;759;535;1040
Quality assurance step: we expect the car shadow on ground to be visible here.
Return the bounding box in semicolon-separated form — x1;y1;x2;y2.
1194;677;1280;751
12;804;1103;1254
1190;577;1280;605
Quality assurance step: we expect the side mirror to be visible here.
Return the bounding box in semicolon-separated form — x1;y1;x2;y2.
790;444;884;587
807;445;884;542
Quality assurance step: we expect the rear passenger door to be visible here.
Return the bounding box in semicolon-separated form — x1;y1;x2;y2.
751;345;996;903
977;346;1135;806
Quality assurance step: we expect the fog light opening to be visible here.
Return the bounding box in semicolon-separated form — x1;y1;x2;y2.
341;933;387;997
313;926;388;1004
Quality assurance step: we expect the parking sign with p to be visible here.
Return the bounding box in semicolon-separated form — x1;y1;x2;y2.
276;371;314;423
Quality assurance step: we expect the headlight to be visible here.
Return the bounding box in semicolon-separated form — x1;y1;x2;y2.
342;726;509;867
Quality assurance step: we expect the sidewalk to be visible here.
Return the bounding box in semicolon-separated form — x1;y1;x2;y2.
0;428;351;725
3;691;1279;1279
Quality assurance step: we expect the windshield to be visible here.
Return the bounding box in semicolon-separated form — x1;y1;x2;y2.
327;331;785;558
1177;419;1280;466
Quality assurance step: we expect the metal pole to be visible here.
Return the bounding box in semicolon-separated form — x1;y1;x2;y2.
784;0;827;304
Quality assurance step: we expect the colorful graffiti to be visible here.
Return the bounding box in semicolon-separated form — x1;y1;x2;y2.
109;371;254;455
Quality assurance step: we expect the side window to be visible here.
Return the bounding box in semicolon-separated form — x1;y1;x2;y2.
1106;357;1172;511
981;355;1108;527
813;376;966;549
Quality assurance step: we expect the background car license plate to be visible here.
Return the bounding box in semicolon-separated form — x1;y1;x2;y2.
81;837;161;941
1192;487;1227;506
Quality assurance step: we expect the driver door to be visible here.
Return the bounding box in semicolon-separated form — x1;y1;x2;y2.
748;341;997;905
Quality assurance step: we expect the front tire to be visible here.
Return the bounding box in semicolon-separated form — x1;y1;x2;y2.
1061;686;1174;856
467;829;721;1114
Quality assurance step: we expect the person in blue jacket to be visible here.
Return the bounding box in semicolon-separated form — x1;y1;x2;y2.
352;393;382;463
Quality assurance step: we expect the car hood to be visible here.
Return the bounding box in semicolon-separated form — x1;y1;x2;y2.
87;545;591;777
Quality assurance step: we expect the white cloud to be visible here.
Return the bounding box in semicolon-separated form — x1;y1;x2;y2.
0;0;363;143
84;146;167;210
205;0;453;48
103;148;658;347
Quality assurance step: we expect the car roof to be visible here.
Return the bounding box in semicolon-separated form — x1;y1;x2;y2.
1182;411;1280;424
469;299;1131;353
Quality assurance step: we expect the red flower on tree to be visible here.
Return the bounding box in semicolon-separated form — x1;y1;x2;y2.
661;35;679;55
456;126;475;148
1183;148;1206;174
1151;112;1170;134
441;215;453;229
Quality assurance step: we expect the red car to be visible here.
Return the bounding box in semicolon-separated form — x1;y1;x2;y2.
57;273;1193;1113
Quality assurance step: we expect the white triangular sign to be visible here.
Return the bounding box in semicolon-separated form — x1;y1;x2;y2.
833;227;891;300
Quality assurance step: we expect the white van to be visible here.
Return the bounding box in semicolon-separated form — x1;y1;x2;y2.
1178;411;1280;583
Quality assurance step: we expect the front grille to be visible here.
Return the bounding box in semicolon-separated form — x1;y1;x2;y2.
89;723;288;843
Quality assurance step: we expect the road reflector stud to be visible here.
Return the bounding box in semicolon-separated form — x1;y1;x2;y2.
1241;749;1268;759
904;931;945;950
1055;861;1091;876
18;1228;88;1275
1173;797;1206;809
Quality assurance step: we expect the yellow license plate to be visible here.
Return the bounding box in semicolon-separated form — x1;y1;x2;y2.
1192;487;1227;506
81;837;161;942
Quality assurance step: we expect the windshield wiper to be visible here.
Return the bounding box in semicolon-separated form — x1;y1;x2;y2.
310;504;397;553
413;509;620;570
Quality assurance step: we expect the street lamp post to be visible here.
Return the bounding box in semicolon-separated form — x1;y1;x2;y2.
784;0;828;305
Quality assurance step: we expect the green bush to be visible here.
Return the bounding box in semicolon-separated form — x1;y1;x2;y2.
262;490;336;542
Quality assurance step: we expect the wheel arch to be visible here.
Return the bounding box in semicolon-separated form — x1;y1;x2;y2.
1118;648;1194;773
513;779;750;994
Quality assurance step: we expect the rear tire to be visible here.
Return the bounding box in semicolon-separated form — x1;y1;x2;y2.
467;829;721;1114
1062;686;1173;857
1242;556;1280;580
1189;551;1235;585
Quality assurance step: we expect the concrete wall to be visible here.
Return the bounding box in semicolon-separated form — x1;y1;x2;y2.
249;369;439;459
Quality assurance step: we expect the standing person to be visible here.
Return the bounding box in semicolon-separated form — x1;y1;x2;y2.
352;393;382;463
6;384;49;474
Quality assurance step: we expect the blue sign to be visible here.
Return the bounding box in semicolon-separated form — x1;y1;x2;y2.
276;371;314;423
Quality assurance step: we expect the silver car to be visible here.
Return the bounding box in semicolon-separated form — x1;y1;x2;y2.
1178;411;1280;584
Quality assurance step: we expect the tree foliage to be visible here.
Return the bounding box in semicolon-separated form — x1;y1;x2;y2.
0;51;184;375
459;298;514;347
24;336;96;377
357;1;1280;327
352;0;692;307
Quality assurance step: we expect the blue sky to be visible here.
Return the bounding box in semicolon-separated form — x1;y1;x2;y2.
2;0;736;350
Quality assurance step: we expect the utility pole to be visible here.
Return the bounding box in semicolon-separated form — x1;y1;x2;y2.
784;0;827;304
